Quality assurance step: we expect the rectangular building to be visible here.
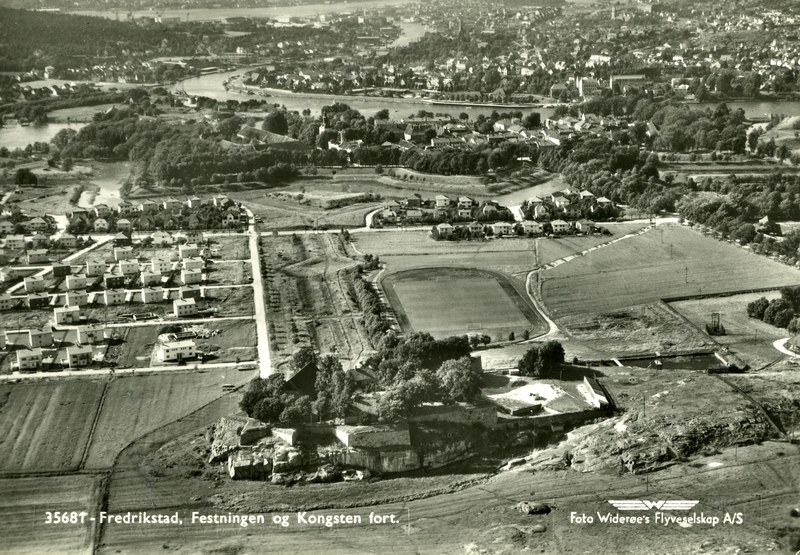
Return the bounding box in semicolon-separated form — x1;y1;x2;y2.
103;289;126;306
86;261;105;277
174;298;198;318
23;276;45;293
16;348;42;371
54;305;84;325
67;345;93;368
158;340;196;362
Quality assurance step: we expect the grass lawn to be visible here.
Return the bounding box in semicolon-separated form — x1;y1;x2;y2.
541;225;800;318
207;236;250;260
382;267;543;339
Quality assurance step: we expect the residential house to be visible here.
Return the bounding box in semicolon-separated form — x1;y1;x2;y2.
457;196;474;209
181;269;202;285
26;250;48;265
141;271;161;286
26;292;50;309
5;235;26;250
186;196;205;209
54;305;84;325
405;209;422;222
436;223;454;238
65;274;88;290
575;219;595;232
0;267;22;282
151;260;172;273
139;200;159;213
465;221;484;236
59;234;78;248
24;218;48;233
550;219;570;234
213;195;232;208
151;231;172;246
86;261;105;277
491;222;513;236
182;230;204;244
534;204;552;220
16;348;42;371
435;194;451;208
457;207;472;219
93;204;111;218
113;232;132;247
119;260;139;275
182;257;204;271
51;263;70;277
116;219;132;232
0;294;18;310
3;205;22;218
5;328;53;348
522;221;543;234
65;290;88;307
561;203;581;219
23;276;44;293
0;220;16;235
179;243;200;258
141;287;164;304
30;235;49;249
66;345;93;368
180;285;202;300
174;298;198;317
77;325;111;345
116;201;135;214
158;339;196;362
163;197;183;211
103;289;126;306
114;246;134;261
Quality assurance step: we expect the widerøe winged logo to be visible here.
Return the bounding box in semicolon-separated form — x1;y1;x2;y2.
608;500;699;511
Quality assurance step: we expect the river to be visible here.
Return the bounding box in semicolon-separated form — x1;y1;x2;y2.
0;122;87;151
72;0;415;22
77;161;131;208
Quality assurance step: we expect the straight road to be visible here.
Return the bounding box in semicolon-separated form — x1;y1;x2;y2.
244;207;273;378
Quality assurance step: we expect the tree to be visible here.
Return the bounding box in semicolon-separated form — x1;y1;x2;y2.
61;156;74;172
292;346;317;372
518;346;540;376
517;341;565;377
781;286;800;312
262;111;289;135
375;109;390;120
15;168;38;186
438;357;483;402
763;298;794;328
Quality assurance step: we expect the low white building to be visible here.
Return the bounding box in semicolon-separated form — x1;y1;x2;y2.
181;269;202;285
103;289;126;306
114;246;134;261
54;305;84;325
16;348;42;371
65;290;88;307
65;274;88;290
86;261;105;277
179;243;200;258
23;276;45;293
141;287;164;304
141;271;161;286
119;260;139;275
158;339;197;362
181;257;204;271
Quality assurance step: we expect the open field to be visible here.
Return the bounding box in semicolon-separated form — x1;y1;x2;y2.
535;221;650;266
541;225;800;318
382;267;544;340
112;326;160;368
83;369;255;470
382;251;535;281
203;286;254;316
0;475;100;555
195;320;257;363
231;189;380;230
207;236;250;260
0;379;106;473
670;291;786;369
205;260;252;285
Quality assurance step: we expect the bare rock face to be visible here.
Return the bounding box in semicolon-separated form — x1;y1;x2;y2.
209;417;245;463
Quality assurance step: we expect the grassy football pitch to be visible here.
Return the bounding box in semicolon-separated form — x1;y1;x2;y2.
382;268;541;339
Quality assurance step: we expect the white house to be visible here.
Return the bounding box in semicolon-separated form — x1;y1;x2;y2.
16;348;42;371
94;218;109;232
66;345;93;368
141;271;161;286
174;298;198;317
114;246;134;261
65;290;89;307
116;218;132;232
179;243;200;258
23;276;45;293
119;260;139;275
54;305;84;325
158;339;197;362
151;260;172;273
65;274;88;290
491;222;513;236
86;261;105;277
151;231;172;247
181;269;202;285
522;221;543;234
103;289;126;306
141;287;164;304
550;219;570;234
181;257;204;271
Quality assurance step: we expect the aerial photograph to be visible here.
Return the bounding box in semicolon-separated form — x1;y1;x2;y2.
0;0;799;552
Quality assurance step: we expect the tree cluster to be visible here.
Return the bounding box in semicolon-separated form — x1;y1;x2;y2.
517;341;566;377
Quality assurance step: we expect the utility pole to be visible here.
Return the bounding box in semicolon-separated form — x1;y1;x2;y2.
685;266;688;283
